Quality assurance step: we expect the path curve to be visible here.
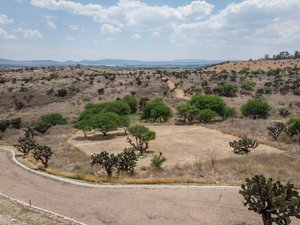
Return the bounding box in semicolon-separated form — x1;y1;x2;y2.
1;147;299;225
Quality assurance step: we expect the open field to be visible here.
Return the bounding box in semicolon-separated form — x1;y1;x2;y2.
68;125;282;168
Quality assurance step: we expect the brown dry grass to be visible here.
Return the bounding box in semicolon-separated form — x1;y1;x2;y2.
206;59;300;72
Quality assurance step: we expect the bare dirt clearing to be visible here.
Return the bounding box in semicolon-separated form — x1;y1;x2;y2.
68;125;283;169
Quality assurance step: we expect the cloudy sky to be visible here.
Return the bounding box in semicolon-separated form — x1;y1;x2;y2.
0;0;299;61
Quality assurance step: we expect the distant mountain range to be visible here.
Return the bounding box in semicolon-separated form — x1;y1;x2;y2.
0;58;225;68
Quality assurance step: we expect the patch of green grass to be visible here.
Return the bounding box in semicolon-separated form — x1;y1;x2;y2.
128;113;141;122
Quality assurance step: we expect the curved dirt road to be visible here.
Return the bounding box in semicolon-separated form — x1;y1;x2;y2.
1;149;298;225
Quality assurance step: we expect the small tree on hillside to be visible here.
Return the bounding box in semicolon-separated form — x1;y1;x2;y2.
229;136;259;154
74;118;92;138
241;98;271;119
267;122;286;141
240;175;300;225
127;125;156;155
0;120;10;133
91;151;118;177
32;144;53;168
122;95;138;113
176;102;199;123
285;117;300;142
189;95;228;118
14;127;36;157
141;99;173;122
215;83;238;97
90;112;120;136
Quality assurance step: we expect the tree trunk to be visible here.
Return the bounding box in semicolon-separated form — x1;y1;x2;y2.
107;169;112;177
262;213;272;225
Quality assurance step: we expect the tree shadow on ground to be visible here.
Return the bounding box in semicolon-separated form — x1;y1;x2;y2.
72;132;127;141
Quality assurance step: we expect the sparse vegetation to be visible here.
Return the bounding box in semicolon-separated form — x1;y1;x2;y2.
151;152;167;169
229;136;259;154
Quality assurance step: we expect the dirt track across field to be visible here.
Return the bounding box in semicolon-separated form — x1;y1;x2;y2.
1;149;300;225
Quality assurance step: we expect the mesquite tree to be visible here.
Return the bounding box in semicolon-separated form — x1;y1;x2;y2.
229;136;259;154
32;144;53;168
240;175;300;225
126;125;156;155
91;151;118;177
267;122;286;141
14;127;36;157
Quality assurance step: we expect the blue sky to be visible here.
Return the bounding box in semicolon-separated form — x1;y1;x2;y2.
0;0;299;61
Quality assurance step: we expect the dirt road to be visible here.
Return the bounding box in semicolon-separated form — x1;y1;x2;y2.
0;149;299;225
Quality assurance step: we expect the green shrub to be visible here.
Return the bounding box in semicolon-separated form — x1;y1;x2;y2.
176;102;199;123
89;112;120;136
285;117;300;141
141;99;173;122
32;120;52;133
241;98;271;119
196;109;218;123
151;153;167;168
223;106;236;118
67;85;80;94
10;117;22;129
122;95;138;113
83;101;131;116
190;95;228;118
215;83;238;97
241;80;256;91
56;88;68;97
40;113;67;126
0;120;10;132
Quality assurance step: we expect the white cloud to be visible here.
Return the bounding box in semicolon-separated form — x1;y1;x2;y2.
70;24;79;31
0;14;13;26
101;24;121;33
44;16;57;29
106;37;115;41
173;0;300;47
30;0;214;31
13;28;43;39
0;27;16;39
152;31;160;37
65;36;75;41
29;0;300;58
131;33;141;39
